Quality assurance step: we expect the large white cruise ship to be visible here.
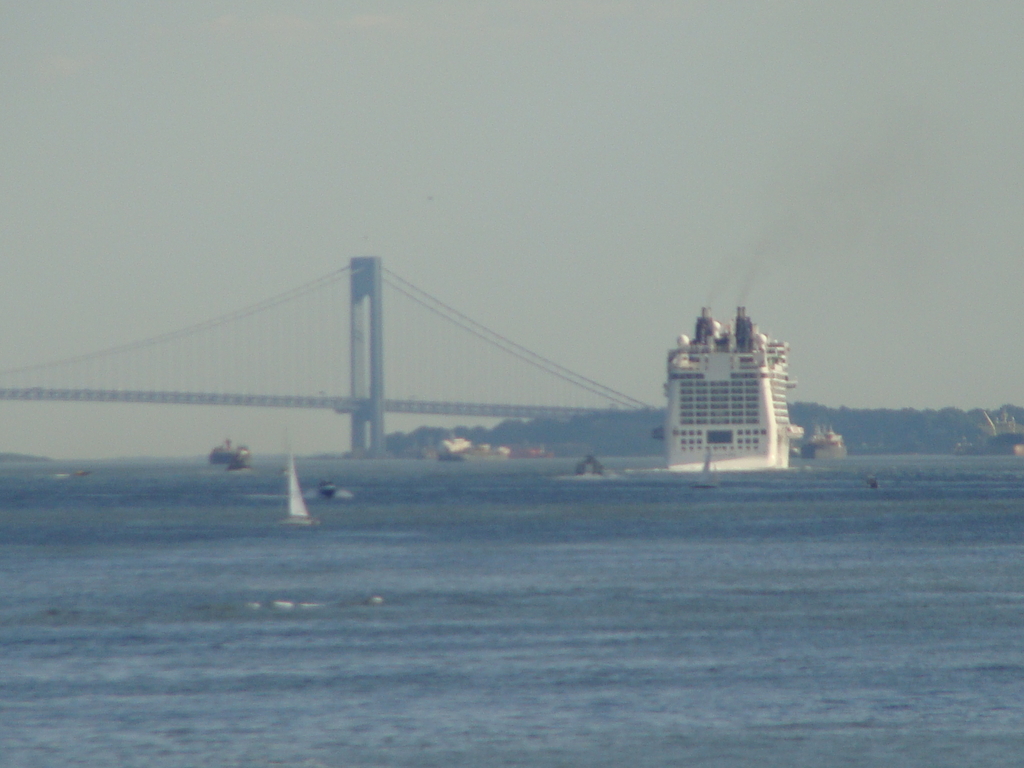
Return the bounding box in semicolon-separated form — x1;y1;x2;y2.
665;307;800;471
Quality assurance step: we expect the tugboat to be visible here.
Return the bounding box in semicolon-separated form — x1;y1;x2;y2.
574;454;605;476
226;446;252;471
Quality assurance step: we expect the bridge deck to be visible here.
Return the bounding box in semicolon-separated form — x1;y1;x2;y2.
0;388;646;420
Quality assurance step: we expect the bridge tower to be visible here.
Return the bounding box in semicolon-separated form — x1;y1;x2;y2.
349;256;385;456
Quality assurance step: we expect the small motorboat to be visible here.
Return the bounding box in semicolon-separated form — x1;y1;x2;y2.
318;480;338;499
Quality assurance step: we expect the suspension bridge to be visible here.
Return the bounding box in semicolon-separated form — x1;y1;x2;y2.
0;258;652;456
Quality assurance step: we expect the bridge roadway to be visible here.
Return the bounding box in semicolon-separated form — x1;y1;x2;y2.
0;387;643;420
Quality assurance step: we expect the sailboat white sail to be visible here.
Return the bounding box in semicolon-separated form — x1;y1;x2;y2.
692;450;719;489
283;453;318;525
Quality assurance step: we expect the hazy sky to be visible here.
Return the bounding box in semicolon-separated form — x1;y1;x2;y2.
2;2;1023;458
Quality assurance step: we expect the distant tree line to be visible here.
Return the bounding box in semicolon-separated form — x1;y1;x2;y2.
0;452;50;462
385;409;664;458
384;404;1023;457
788;403;1022;455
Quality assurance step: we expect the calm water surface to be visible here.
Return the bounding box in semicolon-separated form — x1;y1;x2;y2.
2;455;1024;767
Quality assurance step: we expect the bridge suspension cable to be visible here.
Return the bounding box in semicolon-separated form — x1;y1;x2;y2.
0;260;652;419
382;269;648;410
0;266;352;379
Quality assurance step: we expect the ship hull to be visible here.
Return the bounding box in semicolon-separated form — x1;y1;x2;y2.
209;448;234;465
800;444;847;459
438;451;507;461
985;433;1024;455
667;453;788;472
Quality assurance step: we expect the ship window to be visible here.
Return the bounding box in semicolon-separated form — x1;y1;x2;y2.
707;430;732;443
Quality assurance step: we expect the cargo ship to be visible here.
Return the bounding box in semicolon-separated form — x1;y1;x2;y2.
437;438;511;461
800;426;847;459
665;307;799;471
209;439;252;470
981;411;1024;455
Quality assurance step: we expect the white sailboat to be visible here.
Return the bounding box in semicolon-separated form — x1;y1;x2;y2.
283;453;318;525
691;450;719;489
